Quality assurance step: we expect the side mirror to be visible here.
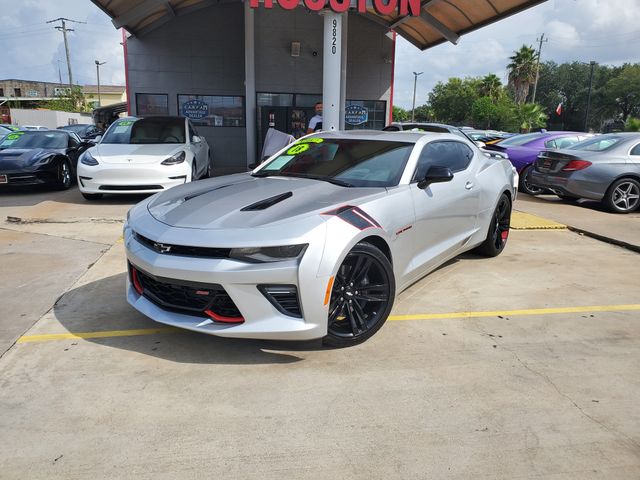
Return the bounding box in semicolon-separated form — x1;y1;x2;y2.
192;135;202;143
474;140;486;148
417;165;454;190
93;135;102;143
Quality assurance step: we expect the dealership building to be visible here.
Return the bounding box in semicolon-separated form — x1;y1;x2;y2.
91;0;545;174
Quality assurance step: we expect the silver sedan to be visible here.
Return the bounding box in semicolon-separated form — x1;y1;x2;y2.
530;133;640;213
124;131;516;347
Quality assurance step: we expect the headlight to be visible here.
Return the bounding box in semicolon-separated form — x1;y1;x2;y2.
80;151;99;166
33;152;54;165
229;244;308;263
161;151;186;165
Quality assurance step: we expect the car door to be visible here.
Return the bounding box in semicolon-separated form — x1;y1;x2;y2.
407;140;480;276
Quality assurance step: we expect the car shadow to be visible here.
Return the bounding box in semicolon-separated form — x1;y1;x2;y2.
52;272;326;365
0;185;152;208
521;193;609;213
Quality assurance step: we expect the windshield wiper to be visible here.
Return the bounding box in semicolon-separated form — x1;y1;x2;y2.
279;172;354;187
251;171;282;178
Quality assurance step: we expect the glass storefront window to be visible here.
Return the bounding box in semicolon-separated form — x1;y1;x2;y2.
178;94;245;127
136;93;169;116
344;100;387;130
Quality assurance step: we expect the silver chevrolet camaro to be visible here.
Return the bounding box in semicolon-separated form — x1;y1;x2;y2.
124;131;517;346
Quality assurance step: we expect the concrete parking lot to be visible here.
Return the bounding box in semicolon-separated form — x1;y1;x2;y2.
1;188;639;479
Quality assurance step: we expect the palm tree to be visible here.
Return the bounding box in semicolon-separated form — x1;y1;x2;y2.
480;74;502;100
516;103;548;132
507;45;538;104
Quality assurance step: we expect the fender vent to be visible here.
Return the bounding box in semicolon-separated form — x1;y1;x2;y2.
241;191;293;211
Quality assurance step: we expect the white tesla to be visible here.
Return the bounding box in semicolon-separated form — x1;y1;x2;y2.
77;116;211;200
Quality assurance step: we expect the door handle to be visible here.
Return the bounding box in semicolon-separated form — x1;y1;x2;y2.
465;181;474;190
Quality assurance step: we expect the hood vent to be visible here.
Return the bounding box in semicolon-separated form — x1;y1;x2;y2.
183;184;232;202
241;191;293;211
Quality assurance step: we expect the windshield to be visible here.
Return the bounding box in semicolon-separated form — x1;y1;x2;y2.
254;138;414;187
101;118;185;144
496;133;545;146
568;135;623;152
0;131;67;150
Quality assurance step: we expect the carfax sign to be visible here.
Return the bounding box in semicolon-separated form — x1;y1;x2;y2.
182;99;209;120
344;105;369;126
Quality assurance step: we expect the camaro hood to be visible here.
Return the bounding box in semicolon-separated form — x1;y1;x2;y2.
147;173;387;230
0;148;61;169
93;143;183;164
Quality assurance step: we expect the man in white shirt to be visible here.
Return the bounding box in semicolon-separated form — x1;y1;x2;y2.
306;102;323;134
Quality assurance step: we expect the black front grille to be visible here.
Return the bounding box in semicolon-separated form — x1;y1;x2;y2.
130;264;242;319
134;232;231;258
100;184;163;191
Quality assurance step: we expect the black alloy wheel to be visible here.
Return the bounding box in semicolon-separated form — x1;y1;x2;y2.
604;177;640;213
476;193;512;257
54;159;72;190
324;242;395;347
519;165;545;196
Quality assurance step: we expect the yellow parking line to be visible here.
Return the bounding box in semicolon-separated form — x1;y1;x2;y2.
389;304;640;321
17;327;179;344
511;211;566;230
15;304;640;344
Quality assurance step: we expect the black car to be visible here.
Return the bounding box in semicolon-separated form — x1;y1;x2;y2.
57;124;103;141
0;130;91;189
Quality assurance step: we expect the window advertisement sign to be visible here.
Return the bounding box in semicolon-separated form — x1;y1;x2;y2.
136;93;169;116
344;104;369;126
178;95;245;127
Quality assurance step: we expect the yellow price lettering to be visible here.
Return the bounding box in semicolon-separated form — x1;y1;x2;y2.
286;144;310;155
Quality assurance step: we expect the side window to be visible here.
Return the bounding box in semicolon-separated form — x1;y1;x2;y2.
555;136;580;149
631;143;640;156
544;139;557;148
412;141;473;181
68;135;79;148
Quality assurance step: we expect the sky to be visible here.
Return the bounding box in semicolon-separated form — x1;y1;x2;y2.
0;0;638;108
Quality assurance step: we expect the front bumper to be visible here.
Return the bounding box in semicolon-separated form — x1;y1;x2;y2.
0;164;59;187
124;225;330;340
77;162;189;194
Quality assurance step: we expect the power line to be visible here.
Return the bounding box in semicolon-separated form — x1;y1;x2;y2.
46;18;86;86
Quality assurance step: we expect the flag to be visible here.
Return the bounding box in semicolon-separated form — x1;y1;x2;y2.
556;102;563;116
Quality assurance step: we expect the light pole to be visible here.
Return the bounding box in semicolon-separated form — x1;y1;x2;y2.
411;71;423;122
95;60;106;107
584;61;596;132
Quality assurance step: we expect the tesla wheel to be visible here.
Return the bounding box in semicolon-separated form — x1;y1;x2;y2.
82;193;103;200
54;159;72;190
519;165;544;196
604;178;640;213
476;193;512;257
323;242;395;348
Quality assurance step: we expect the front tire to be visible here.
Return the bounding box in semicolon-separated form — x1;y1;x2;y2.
519;165;544;196
323;243;395;348
475;193;512;257
54;159;72;190
603;178;640;213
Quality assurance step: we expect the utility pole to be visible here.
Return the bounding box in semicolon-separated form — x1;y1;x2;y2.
95;60;106;107
531;33;547;103
411;71;423;122
47;18;86;87
584;61;596;132
57;60;63;84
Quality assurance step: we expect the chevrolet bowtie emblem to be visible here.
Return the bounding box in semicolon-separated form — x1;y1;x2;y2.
153;242;172;253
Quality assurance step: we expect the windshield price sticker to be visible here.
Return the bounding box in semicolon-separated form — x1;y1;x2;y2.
299;138;324;144
265;155;294;170
286;144;311;155
118;121;134;126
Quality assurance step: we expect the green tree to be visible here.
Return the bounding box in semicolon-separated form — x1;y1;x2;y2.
626;117;640;132
479;74;502;101
507;45;538;104
604;64;640;121
516;103;548;132
427;77;479;124
412;104;433;122
471;97;499;129
45;86;91;113
392;105;409;122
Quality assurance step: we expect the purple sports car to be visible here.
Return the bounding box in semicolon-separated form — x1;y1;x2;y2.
487;131;591;195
